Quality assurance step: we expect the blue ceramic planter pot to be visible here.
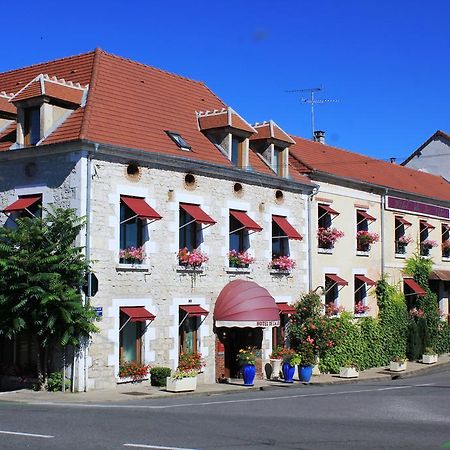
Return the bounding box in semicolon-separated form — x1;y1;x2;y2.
242;363;256;386
299;365;313;382
282;362;295;383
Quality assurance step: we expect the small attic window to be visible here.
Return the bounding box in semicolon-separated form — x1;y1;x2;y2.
165;131;191;151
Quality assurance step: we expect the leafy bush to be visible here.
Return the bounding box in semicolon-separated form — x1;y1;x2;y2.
46;371;70;392
150;367;171;386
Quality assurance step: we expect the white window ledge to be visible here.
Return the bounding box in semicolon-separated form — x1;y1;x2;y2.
318;247;334;254
176;265;206;274
116;263;151;272
269;269;293;276
226;267;252;274
395;253;407;259
442;257;450;263
356;250;369;257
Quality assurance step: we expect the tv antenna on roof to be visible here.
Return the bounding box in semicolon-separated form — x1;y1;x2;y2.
285;86;338;140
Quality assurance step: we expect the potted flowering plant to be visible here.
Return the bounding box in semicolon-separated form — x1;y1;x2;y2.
270;255;296;272
166;351;206;392
390;355;407;372
396;235;413;254
118;361;151;383
298;344;315;382
228;250;256;268
237;347;258;386
356;230;379;251
325;301;344;317
339;361;359;378
119;246;145;264
442;240;450;258
317;227;344;249
422;347;438;364
177;247;209;268
269;346;289;380
421;239;438;256
281;349;301;383
354;301;370;315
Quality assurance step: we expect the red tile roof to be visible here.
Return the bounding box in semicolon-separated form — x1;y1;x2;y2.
289;135;450;202
0;93;15;115
251;121;295;145
0;122;16;151
12;80;42;102
197;107;255;134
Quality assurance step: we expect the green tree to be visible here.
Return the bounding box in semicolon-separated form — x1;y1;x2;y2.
0;208;98;389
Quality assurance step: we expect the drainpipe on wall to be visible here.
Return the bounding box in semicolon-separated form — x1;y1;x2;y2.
83;143;98;392
308;187;319;291
381;188;388;278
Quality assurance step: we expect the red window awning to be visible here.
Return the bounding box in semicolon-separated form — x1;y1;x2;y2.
121;195;162;220
180;305;209;317
3;195;41;213
355;274;376;286
180;203;216;224
396;216;412;226
230;210;262;232
420;220;435;230
120;306;155;322
403;278;426;297
319;204;339;215
326;274;348;286
272;216;302;240
357;210;376;221
277;303;297;315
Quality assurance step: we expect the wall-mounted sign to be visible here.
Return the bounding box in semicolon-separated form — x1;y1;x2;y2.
386;196;449;220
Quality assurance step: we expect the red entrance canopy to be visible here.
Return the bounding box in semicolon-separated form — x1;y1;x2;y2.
120;195;162;220
180;305;209;317
277;303;297;315
180;203;216;224
272;216;302;240
404;278;426;297
3;195;41;213
230;210;262;232
396;216;412;226
214;280;279;327
326;274;348;286
355;274;376;286
319;204;339;216
120;306;155;322
357;210;376;221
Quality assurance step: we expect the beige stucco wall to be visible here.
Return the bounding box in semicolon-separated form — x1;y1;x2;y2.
87;158;310;389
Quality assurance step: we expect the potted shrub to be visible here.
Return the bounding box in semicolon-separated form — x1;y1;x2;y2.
356;230;379;251
422;347;438;364
236;347;257;386
317;227;344;249
166;352;206;392
269;346;284;380
339;362;359;378
389;356;407;372
228;250;255;268
118;361;150;383
298;344;315;383
282;349;301;383
177;247;209;268
270;255;296;272
119;246;145;265
150;366;171;386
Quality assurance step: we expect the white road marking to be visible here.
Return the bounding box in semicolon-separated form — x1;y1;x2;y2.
0;430;54;438
31;383;434;410
124;444;197;449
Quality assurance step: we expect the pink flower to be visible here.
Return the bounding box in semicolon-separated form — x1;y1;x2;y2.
317;227;345;247
270;256;296;270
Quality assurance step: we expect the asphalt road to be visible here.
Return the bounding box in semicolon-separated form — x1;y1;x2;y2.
0;368;449;449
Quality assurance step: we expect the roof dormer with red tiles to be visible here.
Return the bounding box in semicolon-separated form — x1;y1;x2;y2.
197;107;256;170
10;74;88;147
249;120;295;178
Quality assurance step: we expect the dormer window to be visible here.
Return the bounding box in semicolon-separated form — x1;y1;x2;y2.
23;106;41;146
231;135;244;167
166;131;191;151
273;146;286;176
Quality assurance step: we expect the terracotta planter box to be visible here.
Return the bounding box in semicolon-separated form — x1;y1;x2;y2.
165;376;197;392
339;367;359;378
422;354;438;364
389;361;407;372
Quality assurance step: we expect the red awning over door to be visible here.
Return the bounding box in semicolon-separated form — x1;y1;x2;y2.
230;210;262;232
277;303;297;315
272;216;302;240
120;196;162;220
120;306;156;322
3;195;41;213
180;203;216;224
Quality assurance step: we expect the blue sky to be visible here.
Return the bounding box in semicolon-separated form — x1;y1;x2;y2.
3;0;449;161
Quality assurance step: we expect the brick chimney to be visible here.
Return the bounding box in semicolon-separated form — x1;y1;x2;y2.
313;130;325;144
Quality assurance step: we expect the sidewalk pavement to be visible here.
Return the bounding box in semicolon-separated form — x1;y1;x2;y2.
1;354;449;405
